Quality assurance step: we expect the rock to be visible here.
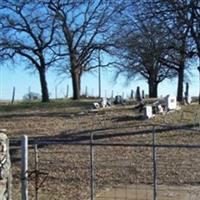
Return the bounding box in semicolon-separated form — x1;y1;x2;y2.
0;131;12;200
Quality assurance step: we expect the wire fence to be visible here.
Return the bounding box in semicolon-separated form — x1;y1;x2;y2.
0;85;126;102
10;124;200;200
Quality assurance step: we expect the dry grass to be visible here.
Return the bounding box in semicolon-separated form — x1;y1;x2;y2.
1;100;200;200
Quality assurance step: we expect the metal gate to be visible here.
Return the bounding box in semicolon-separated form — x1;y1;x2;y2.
11;125;200;200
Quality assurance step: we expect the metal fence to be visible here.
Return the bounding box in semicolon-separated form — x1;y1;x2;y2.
10;124;200;200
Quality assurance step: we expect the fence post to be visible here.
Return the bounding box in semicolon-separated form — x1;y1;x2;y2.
55;86;58;99
152;126;157;200
90;132;95;200
85;86;88;97
66;84;69;98
34;144;39;200
21;135;28;200
11;86;15;104
111;90;114;99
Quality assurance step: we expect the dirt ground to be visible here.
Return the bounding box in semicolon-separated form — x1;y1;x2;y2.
0;103;197;136
0;102;200;199
97;184;200;200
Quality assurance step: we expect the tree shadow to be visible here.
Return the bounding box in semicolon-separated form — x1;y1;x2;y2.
10;123;199;147
0;111;89;119
112;115;144;122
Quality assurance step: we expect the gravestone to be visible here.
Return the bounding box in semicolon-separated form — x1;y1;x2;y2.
187;96;192;104
184;83;191;104
166;95;177;110
93;102;100;109
130;90;134;99
142;90;145;99
114;95;123;104
135;86;141;102
144;106;153;119
158;104;164;114
101;98;107;108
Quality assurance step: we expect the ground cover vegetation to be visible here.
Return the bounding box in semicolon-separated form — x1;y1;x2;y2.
0;100;199;199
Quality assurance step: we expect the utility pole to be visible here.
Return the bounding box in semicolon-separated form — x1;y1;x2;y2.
98;66;101;98
98;51;101;98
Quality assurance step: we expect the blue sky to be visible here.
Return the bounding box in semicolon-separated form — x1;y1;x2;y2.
0;62;199;100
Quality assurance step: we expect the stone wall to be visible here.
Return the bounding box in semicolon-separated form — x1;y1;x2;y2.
0;131;11;200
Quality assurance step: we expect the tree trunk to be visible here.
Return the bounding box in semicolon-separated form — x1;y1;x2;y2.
38;68;49;102
177;66;184;102
148;79;158;98
71;70;80;100
177;36;187;103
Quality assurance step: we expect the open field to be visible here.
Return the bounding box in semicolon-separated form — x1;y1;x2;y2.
0;100;200;199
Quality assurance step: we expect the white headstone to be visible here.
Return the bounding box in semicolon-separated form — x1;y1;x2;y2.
101;98;107;108
158;104;164;114
93;102;100;109
187;96;192;104
144;105;153;119
185;96;192;104
166;95;177;110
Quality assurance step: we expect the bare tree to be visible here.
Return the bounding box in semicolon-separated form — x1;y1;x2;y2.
0;0;58;102
46;0;124;100
139;0;195;101
114;19;176;98
159;32;192;102
189;0;200;57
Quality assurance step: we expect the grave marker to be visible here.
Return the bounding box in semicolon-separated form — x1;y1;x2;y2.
144;105;153;119
166;95;177;110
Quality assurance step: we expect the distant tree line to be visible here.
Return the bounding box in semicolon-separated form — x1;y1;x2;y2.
0;0;199;102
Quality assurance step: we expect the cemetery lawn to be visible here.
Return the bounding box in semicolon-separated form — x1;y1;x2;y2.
0;99;95;113
0;100;200;199
0;100;198;138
